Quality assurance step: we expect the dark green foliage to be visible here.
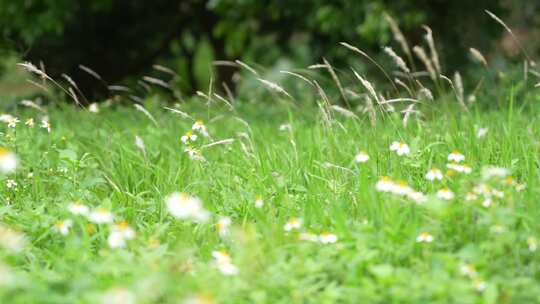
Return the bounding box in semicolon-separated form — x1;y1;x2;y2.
0;0;511;97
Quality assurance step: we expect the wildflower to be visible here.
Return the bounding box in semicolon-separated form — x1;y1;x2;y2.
216;217;231;237
108;222;135;249
0;148;17;174
425;168;443;181
436;188;454;200
516;183;526;192
528;237;538;252
446;163;472;174
7;117;19;128
354;151;369;163
25;118;34;127
192;120;208;136
183;294;215;304
88;208;114;224
393;180;413;196
481;198;492;208
473;280;487;292
319;232;338;244
284;218;302;231
299;232;319;242
448;150;465;163
459;264;477;278
101;287;136;304
465;192;478;201
181;131;198;143
68;201;89;215
375;176;394;192
416;232;434;243
5;179;16;189
212;250;238;276
477;127;488;138
0;224;26;252
481;166;509;180
40;118;51;132
390;141;410;156
491;189;504;198
0;114;14;123
166;192;210;223
279;123;292;131
184;146;205;161
408;191;427;204
254;195;264;208
88;103;99;113
54;219;73;235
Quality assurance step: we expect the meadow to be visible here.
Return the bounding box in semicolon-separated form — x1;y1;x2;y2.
0;91;538;303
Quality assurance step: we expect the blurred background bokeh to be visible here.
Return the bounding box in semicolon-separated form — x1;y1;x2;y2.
0;0;538;103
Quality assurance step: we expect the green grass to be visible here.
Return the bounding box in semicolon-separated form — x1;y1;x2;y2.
0;98;539;303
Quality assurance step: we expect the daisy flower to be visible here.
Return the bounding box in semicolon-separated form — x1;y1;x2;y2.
0;114;14;123
279;123;292;131
299;232;319;242
408;191;428;204
393;180;413;196
181;131;198;143
481;166;509;180
54;219;73;236
319;232;338;244
476;127;488;138
473;280;487;292
425;168;443;181
0;148;17;174
448;150;465;163
0;224;26;253
216;217;231;237
283;218;302;231
465;192;478;201
459;264;477;278
375;176;394;192
88;208;114;224
436;188;454;200
184;146;205;161
108;222;135;249
516;183;527;192
40;118;51;132
212;250;238;276
390;141;410;156
88;103;99;113
7;117;19;128
416;232;434;243
254;195;264;208
527;237;538;252
446;163;472;174
6;179;16;189
354;151;369;163
192;120;208;137
68;201;89;215
481;198;492;208
166;192;210;223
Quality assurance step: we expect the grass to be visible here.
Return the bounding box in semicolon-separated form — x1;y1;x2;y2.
0;95;538;303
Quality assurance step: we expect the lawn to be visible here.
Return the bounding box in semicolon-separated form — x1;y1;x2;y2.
0;96;539;303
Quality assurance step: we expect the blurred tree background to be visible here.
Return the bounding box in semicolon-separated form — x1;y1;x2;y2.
0;0;538;101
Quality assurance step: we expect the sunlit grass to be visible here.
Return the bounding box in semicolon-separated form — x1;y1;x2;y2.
0;99;538;303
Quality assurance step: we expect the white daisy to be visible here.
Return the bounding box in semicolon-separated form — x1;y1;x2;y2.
88;208;114;224
181;131;198;143
425;168;443;181
354;151;369;163
436;188;455;200
68;202;90;215
390;141;410;156
166;192;210;223
254;196;264;208
54;219;73;235
212;251;238;276
283;218;302;231
217;217;231;237
375;176;394;192
416;232;434;243
319;232;338;244
476;128;488;138
0;148;17;174
448;150;465;163
88;103;100;113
